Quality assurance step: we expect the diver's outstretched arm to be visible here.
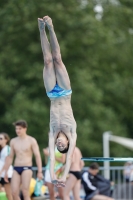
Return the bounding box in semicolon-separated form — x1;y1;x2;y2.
49;133;56;182
61;133;77;181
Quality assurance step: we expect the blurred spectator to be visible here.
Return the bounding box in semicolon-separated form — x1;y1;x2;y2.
43;147;65;200
82;162;114;200
63;146;84;200
123;161;133;183
0;133;13;200
2;120;43;200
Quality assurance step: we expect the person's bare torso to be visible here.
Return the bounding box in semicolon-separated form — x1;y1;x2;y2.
50;95;76;133
12;135;33;166
70;147;82;171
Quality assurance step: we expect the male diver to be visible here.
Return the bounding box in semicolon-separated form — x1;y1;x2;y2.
38;16;77;187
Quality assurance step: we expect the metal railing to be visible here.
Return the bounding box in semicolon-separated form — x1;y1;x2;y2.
32;166;133;200
101;166;133;200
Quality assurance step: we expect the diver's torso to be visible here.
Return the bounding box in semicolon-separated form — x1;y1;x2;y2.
49;95;76;132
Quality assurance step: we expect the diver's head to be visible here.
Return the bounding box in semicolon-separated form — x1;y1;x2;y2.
56;132;69;154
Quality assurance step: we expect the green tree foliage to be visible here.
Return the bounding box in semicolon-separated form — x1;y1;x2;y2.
0;0;133;163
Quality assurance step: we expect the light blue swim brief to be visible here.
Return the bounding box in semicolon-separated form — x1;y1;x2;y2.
47;83;72;98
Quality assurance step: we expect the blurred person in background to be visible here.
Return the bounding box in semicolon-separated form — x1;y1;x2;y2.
123;161;133;183
43;147;65;200
82;162;114;200
0;133;13;200
63;146;84;200
2;120;43;200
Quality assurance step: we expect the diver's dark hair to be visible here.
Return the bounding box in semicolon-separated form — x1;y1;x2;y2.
57;143;69;154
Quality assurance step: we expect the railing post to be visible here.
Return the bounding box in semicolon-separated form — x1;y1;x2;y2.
103;131;112;179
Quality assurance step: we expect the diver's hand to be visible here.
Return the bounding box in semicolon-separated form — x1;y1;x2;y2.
57;177;66;187
51;174;63;187
52;179;65;188
52;176;66;187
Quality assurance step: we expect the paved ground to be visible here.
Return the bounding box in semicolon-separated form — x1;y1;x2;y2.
32;187;85;200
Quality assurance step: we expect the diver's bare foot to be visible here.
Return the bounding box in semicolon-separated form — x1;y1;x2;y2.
43;16;53;30
38;18;45;30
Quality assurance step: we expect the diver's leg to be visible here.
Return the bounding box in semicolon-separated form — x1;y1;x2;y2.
43;16;71;90
38;18;56;92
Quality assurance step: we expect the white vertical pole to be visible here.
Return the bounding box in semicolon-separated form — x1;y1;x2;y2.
103;131;112;179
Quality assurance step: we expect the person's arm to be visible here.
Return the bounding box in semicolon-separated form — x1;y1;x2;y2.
43;148;49;165
31;138;43;180
55;153;66;164
61;133;77;181
82;172;97;191
80;158;85;170
80;158;85;169
78;148;85;170
2;140;14;172
0;158;10;177
49;133;56;182
0;157;9;176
